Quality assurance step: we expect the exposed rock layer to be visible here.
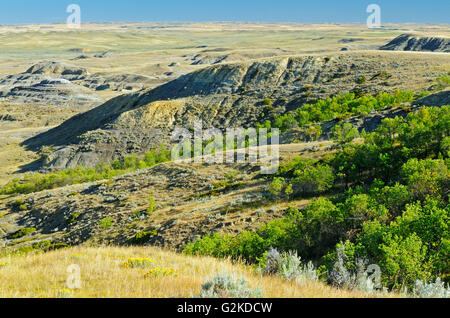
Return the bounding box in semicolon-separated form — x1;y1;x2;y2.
380;34;450;52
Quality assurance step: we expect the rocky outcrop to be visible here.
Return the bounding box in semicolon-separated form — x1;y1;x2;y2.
380;34;450;52
0;73;104;107
413;89;450;107
0;61;157;107
80;73;154;92
25;61;89;78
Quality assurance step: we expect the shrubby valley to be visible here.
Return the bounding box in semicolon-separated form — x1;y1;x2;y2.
0;22;448;298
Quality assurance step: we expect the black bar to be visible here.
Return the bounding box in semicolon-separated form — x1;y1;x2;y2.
0;298;447;315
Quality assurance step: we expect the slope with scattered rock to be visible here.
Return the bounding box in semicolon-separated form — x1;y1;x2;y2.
0;142;328;250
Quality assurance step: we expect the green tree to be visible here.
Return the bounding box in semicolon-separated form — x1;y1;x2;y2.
380;233;430;289
147;195;156;214
332;123;360;145
400;158;448;201
269;177;285;196
291;160;335;194
306;125;322;141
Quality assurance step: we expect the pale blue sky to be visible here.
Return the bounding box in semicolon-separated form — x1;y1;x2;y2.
0;0;448;24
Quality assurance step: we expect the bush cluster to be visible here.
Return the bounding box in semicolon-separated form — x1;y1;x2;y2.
184;105;449;291
198;274;263;298
10;227;36;239
260;248;318;283
259;90;415;133
123;257;158;268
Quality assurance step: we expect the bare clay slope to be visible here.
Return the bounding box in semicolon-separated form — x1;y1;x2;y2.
23;51;450;170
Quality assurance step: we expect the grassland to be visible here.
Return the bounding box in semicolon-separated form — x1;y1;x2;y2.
1;22;448;78
0;246;389;298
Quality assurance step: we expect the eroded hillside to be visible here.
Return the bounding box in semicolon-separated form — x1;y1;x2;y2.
23;51;450;170
380;34;450;52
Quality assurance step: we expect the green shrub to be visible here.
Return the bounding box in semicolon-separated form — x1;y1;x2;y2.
442;137;450;157
99;217;113;229
124;257;157;268
262;98;272;106
66;212;82;225
412;278;450;298
269;177;285;196
277;158;335;194
32;240;51;250
199;274;263;298
264;105;275;112
10;227;36;239
9;199;27;211
132;231;157;244
147;195;156;214
184;105;449;291
266;90;415;132
400;158;448;201
183;233;235;259
332;123;360;145
305;125;322;141
356;76;367;84
46;243;70;251
325;243;378;292
17;246;35;255
356;198;449;288
277;251;304;281
291;161;335;194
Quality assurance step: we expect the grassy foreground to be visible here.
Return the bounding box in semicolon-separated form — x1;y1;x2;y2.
0;246;387;298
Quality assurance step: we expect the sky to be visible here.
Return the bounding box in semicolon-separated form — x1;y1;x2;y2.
0;0;448;25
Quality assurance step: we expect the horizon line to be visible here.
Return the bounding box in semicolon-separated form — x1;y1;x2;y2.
1;21;449;27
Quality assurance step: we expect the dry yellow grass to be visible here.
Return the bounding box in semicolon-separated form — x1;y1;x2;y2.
0;246;392;298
